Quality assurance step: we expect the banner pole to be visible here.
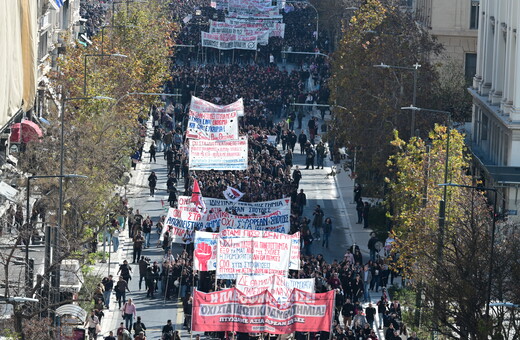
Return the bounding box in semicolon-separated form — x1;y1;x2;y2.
329;290;336;340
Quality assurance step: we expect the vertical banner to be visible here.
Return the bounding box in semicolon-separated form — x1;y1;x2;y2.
216;237;290;279
192;288;335;334
189;138;248;171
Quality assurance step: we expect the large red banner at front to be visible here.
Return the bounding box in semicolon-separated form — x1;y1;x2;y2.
192;288;335;334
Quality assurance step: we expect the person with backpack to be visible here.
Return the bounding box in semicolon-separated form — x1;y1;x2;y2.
133;316;147;337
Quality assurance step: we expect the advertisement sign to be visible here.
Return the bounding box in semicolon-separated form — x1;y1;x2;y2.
236;274;315;302
190;96;244;117
192;288;335;334
187;110;239;140
216;237;290;278
189;138;248;171
178;196;291;215
193;230;300;271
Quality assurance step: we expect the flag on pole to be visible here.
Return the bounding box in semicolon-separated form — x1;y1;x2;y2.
222;186;245;203
191;179;207;213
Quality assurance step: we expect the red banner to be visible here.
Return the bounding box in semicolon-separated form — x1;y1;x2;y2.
192;288;334;334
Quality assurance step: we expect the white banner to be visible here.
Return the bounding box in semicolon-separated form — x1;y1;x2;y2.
194;230;300;272
224;18;285;38
190;96;244;117
187;110;239;140
178;196;291;215
220;210;290;234
164;208;199;243
216;237;290;279
236;275;315;302
189;138;248;171
202;32;258;51
209;22;270;45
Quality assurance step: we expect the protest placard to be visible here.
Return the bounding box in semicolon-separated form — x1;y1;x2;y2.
192;288;335;334
190;96;244;117
216;237;290;279
186;110;239;140
178;196;291;215
189;139;248;171
193;230;300;271
219;210;290;234
236;274;315;302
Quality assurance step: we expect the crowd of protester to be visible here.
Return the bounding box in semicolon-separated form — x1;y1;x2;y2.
85;0;418;338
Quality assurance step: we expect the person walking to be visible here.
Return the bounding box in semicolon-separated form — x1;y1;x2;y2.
117;260;132;283
148;172;157;197
292;166;302;189
121;298;137;332
363;202;371;229
322;217;332;248
132;232;145;263
114;276;130;309
356;200;364;224
149;142;156;163
298;130;308;155
85;310;100;340
133;316;147;337
316;141;327;169
305;144;315;169
101;275;114;309
302;229;313;255
368;232;379;262
138;256;149;291
142;216;152;248
296;189;307;216
312;205;324;239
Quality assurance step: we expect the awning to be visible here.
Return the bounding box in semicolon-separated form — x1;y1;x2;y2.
0;181;19;202
55;304;87;323
9;120;43;143
49;0;64;11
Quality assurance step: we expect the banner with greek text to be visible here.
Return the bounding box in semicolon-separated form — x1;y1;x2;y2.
189;138;248;171
225;18;285;38
202;32;258;51
178;196;291;215
187;110;239;140
216;237;290;279
164;208;200;243
236;275;315;302
193;230;300;272
190;96;244;117
219;210;290;234
192;288;335;334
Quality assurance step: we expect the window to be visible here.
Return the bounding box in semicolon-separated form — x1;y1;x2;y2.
465;53;477;79
481;114;488;141
470;0;480;29
38;31;48;61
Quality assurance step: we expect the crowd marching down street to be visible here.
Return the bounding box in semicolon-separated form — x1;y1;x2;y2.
83;1;418;340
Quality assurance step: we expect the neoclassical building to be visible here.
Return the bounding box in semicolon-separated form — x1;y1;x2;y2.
470;0;520;219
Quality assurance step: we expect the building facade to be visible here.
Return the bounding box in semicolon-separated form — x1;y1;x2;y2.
413;0;479;78
470;0;520;218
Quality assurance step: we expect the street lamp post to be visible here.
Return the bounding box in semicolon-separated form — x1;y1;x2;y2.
53;96;113;304
439;183;498;319
24;174;87;296
375;62;421;138
83;54;128;96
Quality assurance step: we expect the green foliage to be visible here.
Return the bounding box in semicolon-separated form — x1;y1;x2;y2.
329;0;444;189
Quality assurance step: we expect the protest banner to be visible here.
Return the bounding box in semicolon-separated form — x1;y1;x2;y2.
178;196;291;215
236;274;314;302
192;288;335;334
186;110;239;140
216;237;290;278
219;210;290;234
194;231;219;271
163;208;201;243
193;230;300;271
202;32;258;51
190;95;244;117
189;138;248;171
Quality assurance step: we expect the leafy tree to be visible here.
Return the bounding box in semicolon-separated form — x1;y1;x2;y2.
4;1;176;338
329;0;443;195
386;126;505;338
